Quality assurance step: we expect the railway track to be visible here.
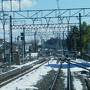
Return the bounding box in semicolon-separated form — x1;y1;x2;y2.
1;56;90;89
33;56;90;90
49;56;74;90
67;58;90;90
0;59;49;88
67;59;73;90
49;62;63;90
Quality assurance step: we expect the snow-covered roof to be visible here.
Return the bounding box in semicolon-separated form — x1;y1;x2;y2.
31;53;38;57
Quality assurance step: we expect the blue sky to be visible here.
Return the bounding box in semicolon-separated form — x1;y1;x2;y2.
1;0;90;10
0;0;90;41
31;0;90;9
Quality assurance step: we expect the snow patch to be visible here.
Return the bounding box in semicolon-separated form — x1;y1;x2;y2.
0;61;57;90
73;77;83;90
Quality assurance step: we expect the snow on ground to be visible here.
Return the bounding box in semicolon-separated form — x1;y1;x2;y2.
62;58;89;90
48;59;57;64
0;60;39;75
0;60;57;90
1;58;89;90
62;68;83;90
69;67;87;72
73;77;83;90
31;53;38;57
76;58;87;63
62;67;67;89
12;60;38;68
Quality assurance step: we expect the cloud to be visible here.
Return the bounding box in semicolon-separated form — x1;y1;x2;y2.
1;0;38;10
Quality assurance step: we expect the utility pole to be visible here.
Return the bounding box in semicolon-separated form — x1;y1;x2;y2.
34;31;37;52
21;27;25;63
19;0;21;11
56;0;60;9
10;0;12;11
10;15;13;65
67;59;71;90
2;14;6;63
79;13;82;57
56;0;62;51
2;0;6;63
62;31;64;55
23;27;25;58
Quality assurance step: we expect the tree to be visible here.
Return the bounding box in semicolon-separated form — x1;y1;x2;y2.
44;37;62;49
66;21;90;53
82;25;90;51
66;25;79;51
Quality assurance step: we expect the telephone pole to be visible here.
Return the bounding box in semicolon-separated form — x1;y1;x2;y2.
79;13;82;57
10;15;13;64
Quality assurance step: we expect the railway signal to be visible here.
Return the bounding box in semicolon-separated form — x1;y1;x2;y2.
20;32;24;40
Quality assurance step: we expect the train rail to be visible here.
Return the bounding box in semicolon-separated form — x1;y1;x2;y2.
0;59;49;88
49;62;63;90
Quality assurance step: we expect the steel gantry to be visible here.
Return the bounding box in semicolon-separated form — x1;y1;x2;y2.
1;0;90;63
0;8;90;31
0;8;90;35
1;8;89;48
0;7;90;63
